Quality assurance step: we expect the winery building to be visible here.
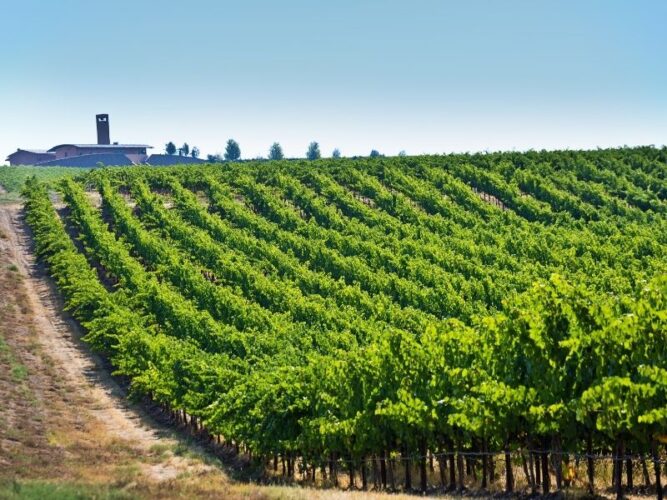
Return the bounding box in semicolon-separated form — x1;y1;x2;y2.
6;114;153;167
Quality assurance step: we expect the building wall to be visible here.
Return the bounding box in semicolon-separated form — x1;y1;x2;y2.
51;145;79;159
125;153;147;164
51;146;147;163
8;151;56;166
35;153;134;167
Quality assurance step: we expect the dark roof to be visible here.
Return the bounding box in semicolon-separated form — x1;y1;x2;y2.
47;144;152;152
6;149;56;160
20;149;52;154
145;154;207;166
35;153;135;167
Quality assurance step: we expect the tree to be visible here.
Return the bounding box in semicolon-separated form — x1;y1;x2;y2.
191;147;200;159
207;153;223;162
306;142;321;160
165;141;176;155
332;149;341;159
269;142;284;160
398;150;407;157
224;139;241;161
181;143;190;157
370;150;381;158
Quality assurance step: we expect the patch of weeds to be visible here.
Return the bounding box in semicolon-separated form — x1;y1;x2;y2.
106;438;137;456
113;463;141;487
0;336;9;355
5;427;23;442
7;264;19;273
46;431;63;447
11;363;28;382
171;440;221;467
0;337;32;395
0;479;135;499
148;442;173;460
172;441;191;457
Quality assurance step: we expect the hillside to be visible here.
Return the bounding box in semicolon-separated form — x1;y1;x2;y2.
4;147;667;497
0;199;422;499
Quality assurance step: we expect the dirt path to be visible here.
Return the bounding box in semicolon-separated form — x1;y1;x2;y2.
0;203;234;497
1;204;167;451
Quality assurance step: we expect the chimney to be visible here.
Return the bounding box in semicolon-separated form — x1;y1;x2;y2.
96;114;110;145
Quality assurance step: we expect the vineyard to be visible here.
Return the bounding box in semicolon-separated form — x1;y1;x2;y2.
20;147;667;498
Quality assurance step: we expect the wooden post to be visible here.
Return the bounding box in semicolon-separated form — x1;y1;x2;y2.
652;439;663;500
331;452;338;487
404;445;412;491
527;449;536;493
615;438;624;500
489;453;495;484
541;446;550;494
521;451;531;491
420;438;428;493
388;453;396;491
554;436;563;490
587;433;595;494
504;443;514;493
481;441;488;490
457;448;465;490
438;452;447;489
380;451;388;489
361;456;368;490
449;451;456;490
640;456;651;488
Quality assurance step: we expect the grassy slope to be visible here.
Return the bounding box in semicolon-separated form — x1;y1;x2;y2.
0;167;91;204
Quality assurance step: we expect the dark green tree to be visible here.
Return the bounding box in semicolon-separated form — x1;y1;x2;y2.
269;142;284;160
165;141;176;155
306;142;321;160
191;147;200;158
224;139;241;161
370;149;381;158
332;148;341;159
181;143;190;157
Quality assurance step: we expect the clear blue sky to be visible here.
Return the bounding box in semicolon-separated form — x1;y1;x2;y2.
1;0;666;161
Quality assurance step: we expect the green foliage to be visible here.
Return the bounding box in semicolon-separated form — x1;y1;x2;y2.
0;166;90;197
268;142;284;160
0;479;133;499
21;146;667;474
306;142;320;160
224;139;241;161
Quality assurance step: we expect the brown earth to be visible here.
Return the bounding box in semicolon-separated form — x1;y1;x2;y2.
0;202;420;499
